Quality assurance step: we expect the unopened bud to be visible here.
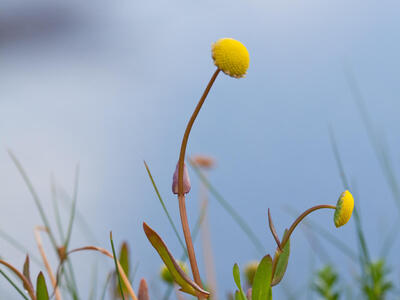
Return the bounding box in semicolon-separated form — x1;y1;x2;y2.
191;155;215;169
244;261;259;286
172;162;191;195
160;261;188;284
334;190;354;227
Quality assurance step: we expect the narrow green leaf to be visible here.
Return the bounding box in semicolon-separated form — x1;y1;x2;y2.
271;230;290;286
143;222;209;298
252;255;272;300
189;161;265;254
0;268;30;300
235;290;243;300
116;242;130;298
232;264;247;300
110;232;125;300
64;164;80;250
143;161;186;253
8;151;58;250
22;255;32;291
36;272;49;300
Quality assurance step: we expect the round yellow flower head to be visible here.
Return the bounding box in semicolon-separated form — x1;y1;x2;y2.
160;261;188;285
212;38;249;78
334;190;354;227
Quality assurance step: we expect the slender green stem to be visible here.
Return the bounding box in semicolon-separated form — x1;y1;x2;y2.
329;128;371;265
0;229;42;265
144;161;186;253
110;232;125;300
0;268;30;300
64;165;80;250
100;272;112;300
51;175;65;243
8;150;58;249
0;260;36;300
189;160;265;254
176;68;220;295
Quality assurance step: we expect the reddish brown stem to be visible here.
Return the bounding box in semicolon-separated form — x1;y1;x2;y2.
177;68;220;298
0;260;36;300
270;204;336;283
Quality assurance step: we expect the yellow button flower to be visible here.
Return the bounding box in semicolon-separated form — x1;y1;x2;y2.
334;190;354;227
212;38;249;78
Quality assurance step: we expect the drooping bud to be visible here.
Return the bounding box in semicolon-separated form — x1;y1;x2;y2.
172;162;191;195
334;190;354;227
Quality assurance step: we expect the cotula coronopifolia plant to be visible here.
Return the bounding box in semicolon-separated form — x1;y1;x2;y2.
142;38;354;300
233;191;354;300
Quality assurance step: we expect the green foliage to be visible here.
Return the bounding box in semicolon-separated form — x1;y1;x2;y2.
232;264;248;300
115;242;130;298
313;265;340;300
252;255;272;300
362;260;393;300
36;272;49;300
271;230;290;286
143;222;209;298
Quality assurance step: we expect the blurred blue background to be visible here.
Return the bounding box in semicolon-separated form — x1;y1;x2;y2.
1;0;400;299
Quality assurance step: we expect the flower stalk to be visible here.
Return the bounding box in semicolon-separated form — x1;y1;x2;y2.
177;68;221;296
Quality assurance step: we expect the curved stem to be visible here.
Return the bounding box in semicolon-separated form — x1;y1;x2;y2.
34;226;62;300
178;69;220;195
177;68;220;295
280;205;336;249
55;246;137;300
270;204;336;283
0;260;36;300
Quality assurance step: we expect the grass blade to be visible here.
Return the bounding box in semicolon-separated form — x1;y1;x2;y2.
143;161;186;253
189;160;265;254
8;150;58;249
51;175;65;243
110;232;125;300
329;128;370;267
64;164;80;250
0;268;30;300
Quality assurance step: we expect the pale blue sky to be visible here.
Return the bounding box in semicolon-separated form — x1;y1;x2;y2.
1;0;400;299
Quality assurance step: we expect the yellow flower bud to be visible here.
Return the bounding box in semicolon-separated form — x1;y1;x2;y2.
160;261;188;285
211;38;249;78
334;190;354;227
244;261;259;286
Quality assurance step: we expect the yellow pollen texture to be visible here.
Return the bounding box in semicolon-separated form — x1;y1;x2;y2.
212;38;249;78
334;190;354;227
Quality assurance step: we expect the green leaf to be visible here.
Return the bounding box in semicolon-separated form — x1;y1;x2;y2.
232;264;247;300
119;242;130;276
252;255;272;300
271;230;290;286
143;222;209;298
235;290;243;300
22;255;32;292
36;272;49;300
110;232;125;300
116;242;130;298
